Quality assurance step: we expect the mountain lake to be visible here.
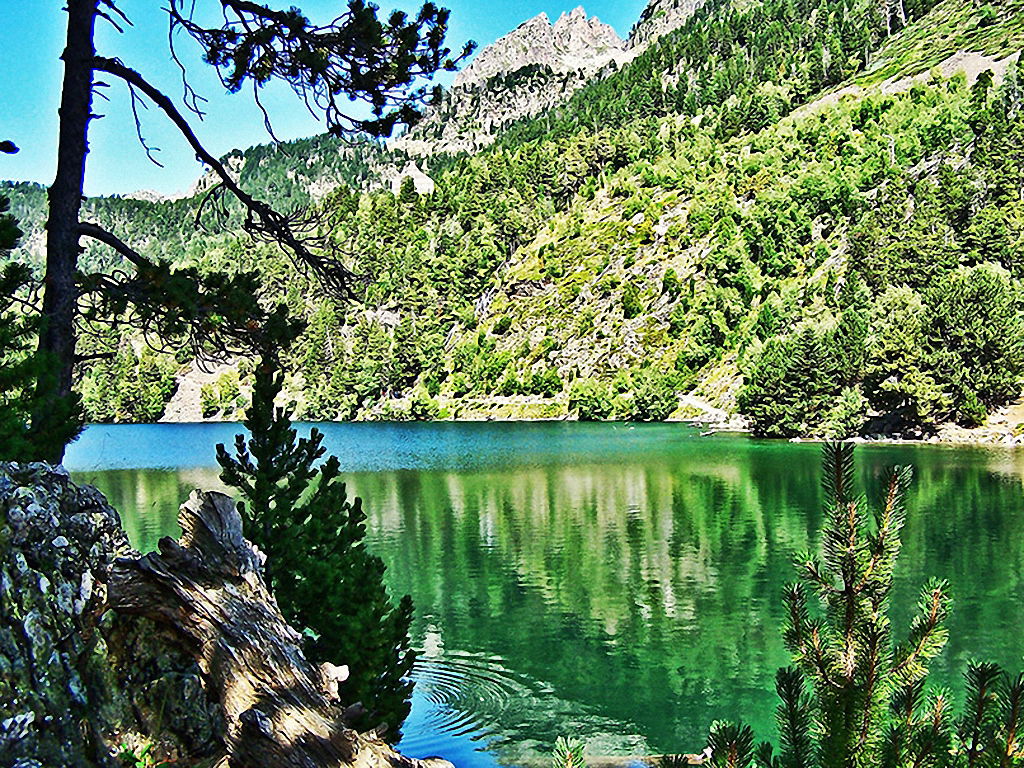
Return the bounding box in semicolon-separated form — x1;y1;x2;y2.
65;422;1024;767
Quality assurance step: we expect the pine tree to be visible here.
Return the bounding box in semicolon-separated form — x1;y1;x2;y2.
708;442;1024;768
218;349;415;736
28;0;473;462
0;197;36;459
0;195;82;460
738;336;802;437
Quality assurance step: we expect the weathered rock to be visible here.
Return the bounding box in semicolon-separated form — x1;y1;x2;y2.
627;0;708;52
0;462;222;766
393;7;628;156
454;7;627;90
0;464;448;768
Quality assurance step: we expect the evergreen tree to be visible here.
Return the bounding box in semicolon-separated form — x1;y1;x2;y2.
924;263;1024;425
831;271;871;384
707;442;1024;768
218;348;415;736
738;336;802;437
0;197;41;460
28;0;472;461
863;286;946;429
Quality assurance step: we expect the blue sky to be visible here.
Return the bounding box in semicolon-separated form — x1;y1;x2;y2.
1;0;646;197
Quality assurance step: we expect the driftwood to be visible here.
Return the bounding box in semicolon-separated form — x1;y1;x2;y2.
108;490;443;768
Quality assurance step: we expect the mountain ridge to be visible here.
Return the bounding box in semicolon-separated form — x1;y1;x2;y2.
393;5;634;156
5;0;1024;440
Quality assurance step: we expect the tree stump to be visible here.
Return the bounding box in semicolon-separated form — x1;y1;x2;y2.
108;490;442;768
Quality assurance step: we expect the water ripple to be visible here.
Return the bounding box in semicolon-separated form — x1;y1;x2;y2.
404;651;534;749
398;649;652;764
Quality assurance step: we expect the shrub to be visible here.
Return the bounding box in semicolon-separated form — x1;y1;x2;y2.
449;372;471;397
527;368;563;397
662;267;681;297
492;315;513;335
628;369;678;421
497;370;521;396
408;388;440;420
668;304;688;339
218;354;415;736
568;378;614;420
821;386;867;438
621;282;644;318
200;383;219;418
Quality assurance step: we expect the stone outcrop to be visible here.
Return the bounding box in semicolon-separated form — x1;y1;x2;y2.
454;7;628;89
394;7;627;156
388;163;436;195
0;463;446;768
0;462;194;768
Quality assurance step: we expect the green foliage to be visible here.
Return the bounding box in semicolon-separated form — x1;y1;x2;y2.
707;443;1024;768
8;1;1024;435
0;198;82;459
821;386;867;439
621;282;644;319
552;736;587;768
526;367;563;398
200;383;219;418
408;387;440;419
625;369;679;421
568;378;615;420
218;353;415;735
862;286;946;429
116;741;169;768
80;346;179;424
0;266;42;460
493;315;513;335
662;267;681;297
924;264;1024;425
738;325;840;438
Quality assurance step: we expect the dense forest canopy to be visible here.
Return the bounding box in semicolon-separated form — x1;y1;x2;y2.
3;0;1023;438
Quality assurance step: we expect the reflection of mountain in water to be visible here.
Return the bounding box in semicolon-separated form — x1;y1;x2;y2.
76;428;1024;764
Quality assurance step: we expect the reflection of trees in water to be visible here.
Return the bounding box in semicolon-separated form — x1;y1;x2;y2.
80;440;1024;756
350;445;1024;753
348;454;821;749
72;468;222;553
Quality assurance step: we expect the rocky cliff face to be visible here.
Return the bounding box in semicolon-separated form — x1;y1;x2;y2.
394;7;627;155
455;7;629;88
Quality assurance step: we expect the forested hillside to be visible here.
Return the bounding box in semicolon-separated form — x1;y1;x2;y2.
5;0;1024;437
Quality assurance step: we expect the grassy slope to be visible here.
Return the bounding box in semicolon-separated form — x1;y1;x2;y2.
857;0;1024;84
414;2;1024;423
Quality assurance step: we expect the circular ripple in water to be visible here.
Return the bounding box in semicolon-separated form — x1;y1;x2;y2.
404;651;536;747
398;650;652;766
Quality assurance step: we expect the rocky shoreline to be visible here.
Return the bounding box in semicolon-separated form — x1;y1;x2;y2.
0;463;452;768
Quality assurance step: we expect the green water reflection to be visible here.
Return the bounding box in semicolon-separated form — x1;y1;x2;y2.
73;428;1024;765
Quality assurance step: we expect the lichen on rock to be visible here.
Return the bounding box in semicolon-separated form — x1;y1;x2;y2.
0;463;450;768
0;461;223;767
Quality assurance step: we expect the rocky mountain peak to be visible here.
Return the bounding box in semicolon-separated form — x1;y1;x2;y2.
453;7;627;89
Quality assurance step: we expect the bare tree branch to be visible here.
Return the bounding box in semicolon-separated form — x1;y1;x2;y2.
126;85;164;167
78;221;149;268
91;55;354;295
166;0;475;138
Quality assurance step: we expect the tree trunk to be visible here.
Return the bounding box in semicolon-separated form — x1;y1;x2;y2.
34;0;98;462
108;490;446;768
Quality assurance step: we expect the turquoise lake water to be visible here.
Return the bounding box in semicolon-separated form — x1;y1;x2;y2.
65;422;1024;766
